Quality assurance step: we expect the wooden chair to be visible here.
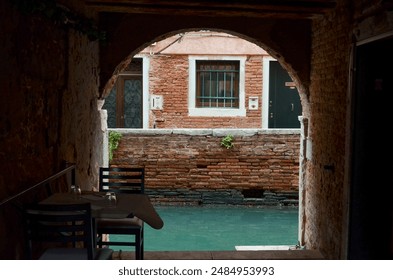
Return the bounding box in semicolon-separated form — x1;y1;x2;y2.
24;203;113;260
96;167;145;259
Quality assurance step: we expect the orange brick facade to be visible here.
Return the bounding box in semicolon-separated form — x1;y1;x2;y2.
146;53;265;129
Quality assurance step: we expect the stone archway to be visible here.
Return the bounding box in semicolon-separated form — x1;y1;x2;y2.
99;28;310;249
98;13;312;103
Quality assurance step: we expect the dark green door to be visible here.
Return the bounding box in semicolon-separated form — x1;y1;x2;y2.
268;61;302;128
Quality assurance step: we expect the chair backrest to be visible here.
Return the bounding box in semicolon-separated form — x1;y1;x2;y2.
99;167;145;194
24;203;94;260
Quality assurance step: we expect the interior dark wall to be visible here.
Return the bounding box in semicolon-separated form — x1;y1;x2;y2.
0;0;101;259
349;36;393;259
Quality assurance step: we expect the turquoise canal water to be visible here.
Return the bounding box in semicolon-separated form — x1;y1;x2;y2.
109;205;299;251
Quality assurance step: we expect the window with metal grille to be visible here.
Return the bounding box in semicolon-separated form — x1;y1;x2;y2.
196;60;239;108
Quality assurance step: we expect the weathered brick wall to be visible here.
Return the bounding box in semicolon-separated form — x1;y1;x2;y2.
110;129;300;205
306;0;356;259
307;0;393;259
149;55;263;129
0;0;102;259
0;0;67;259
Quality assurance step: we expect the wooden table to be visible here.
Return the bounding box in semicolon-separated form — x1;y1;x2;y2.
40;192;164;230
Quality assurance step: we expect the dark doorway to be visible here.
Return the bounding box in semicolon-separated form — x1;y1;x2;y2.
268;61;302;128
103;59;143;128
348;36;393;259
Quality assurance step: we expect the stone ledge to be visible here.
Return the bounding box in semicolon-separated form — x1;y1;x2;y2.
113;249;324;260
109;128;301;137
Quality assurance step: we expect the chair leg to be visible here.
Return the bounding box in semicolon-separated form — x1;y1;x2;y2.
96;232;143;259
141;229;144;260
134;229;144;260
97;234;103;248
135;232;142;260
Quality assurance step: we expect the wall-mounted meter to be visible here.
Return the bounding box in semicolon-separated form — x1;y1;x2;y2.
150;95;163;110
248;96;259;110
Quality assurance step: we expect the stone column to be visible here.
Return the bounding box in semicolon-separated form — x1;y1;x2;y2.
298;116;308;247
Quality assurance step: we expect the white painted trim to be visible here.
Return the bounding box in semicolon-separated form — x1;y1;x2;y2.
142;56;150;129
108;128;301;136
235;245;293;251
262;56;276;129
188;56;246;117
134;54;150;129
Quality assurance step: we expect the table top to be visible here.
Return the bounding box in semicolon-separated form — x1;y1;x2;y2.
40;192;164;230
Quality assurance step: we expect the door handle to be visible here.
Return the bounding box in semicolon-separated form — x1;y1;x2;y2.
291;103;294;111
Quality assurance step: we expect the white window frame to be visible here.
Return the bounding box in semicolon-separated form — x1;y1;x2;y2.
262;56;276;129
188;56;246;117
134;54;150;129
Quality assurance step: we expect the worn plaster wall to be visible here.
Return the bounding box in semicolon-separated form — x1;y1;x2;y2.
62;25;103;192
0;0;102;259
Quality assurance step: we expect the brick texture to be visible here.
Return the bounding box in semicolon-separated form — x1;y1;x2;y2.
111;130;300;204
149;55;263;128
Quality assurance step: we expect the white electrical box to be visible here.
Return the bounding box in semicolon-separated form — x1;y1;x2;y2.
150;95;163;110
248;96;259;110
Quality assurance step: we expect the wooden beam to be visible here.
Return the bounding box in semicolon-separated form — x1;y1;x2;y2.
85;0;336;19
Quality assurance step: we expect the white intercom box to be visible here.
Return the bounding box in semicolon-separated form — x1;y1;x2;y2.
248;96;259;110
150;95;163;110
